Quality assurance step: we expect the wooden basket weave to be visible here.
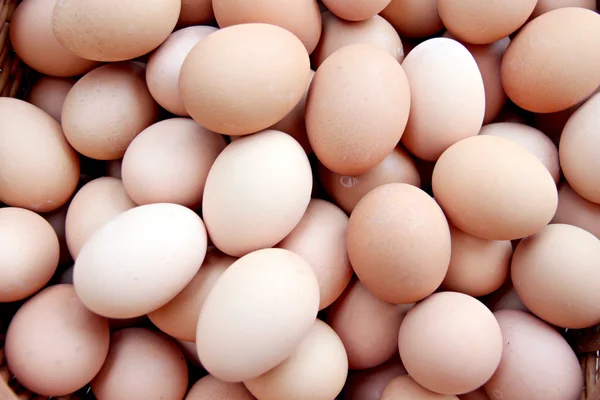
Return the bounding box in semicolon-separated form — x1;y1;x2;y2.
1;0;600;399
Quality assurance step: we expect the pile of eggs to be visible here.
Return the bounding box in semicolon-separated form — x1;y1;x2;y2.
2;0;600;399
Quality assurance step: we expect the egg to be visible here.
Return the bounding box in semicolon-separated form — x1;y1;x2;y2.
5;284;110;396
400;38;485;161
146;26;217;116
175;340;203;368
313;12;403;68
51;0;181;62
560;93;600;203
530;0;597;19
343;358;407;400
244;319;348;400
186;375;255;400
398;292;503;395
438;0;537;45
458;388;490;400
148;247;236;342
180;23;310;136
380;375;459;400
485;282;530;314
27;76;75;123
178;0;215;27
0;98;80;212
91;328;188;400
321;0;391;21
65;177;136;259
484;310;583;400
74;203;208;318
432;135;558;240
196;248;320;382
213;0;322;54
379;0;443;38
501;7;600;113
347;183;451;304
202;130;312;257
42;203;72;266
306;44;410;175
326;280;412;370
0;208;59;302
552;182;600;238
512;223;600;329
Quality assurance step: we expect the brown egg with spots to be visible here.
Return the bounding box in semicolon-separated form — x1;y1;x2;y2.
27;76;75;123
380;0;443;38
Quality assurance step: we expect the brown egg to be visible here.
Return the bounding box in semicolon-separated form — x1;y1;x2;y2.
276;199;352;309
186;375;255;400
244;319;348;400
27;76;75;123
52;0;181;62
484;310;582;400
442;224;512;297
91;328;188;400
313;12;403;68
432;135;558;240
553;182;600;238
196;248;320;382
459;388;490;400
438;0;536;45
321;0;391;21
65;177;137;259
146;26;217;116
306;44;410;175
0;208;59;302
42;203;72;266
485;281;529;314
380;375;459;400
121;118;226;208
401;38;485;161
0;98;80;212
61;62;159;160
148;247;235;341
9;0;99;77
318;146;420;214
512;223;600;328
399;292;503;395
501;7;600;113
213;0;321;54
180;23;310;136
347;183;451;304
480;122;560;184
560;93;600;203
530;0;596;19
326;280;412;370
202;130;312;257
5;284;110;396
379;0;444;38
343;358;407;400
178;0;215;27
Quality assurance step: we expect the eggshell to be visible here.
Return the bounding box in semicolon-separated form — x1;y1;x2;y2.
560;93;600;203
5;284;110;396
178;0;214;27
484;310;583;400
400;38;485;161
244;319;348;400
196;248;320;382
512;223;600;328
326;280;412;370
42;203;72;266
552;182;600;238
321;0;391;21
0;208;59;302
175;340;203;368
186;375;255;400
91;328;188;400
213;0;321;54
61;62;160;161
458;388;490;400
27;76;75;123
485;282;530;314
276;199;352;309
380;376;459;400
318;147;420;214
501;7;600;113
146;26;217;116
530;0;596;18
180;23;310;136
122;118;226;208
442;224;512;297
74;203;208;318
438;0;536;45
52;0;181;62
148;247;236;341
0;98;80;212
306;44;410;175
313;12;403;68
398;292;503;395
9;0;99;77
343;358;407;400
432;135;558;240
379;0;443;38
202;130;312;257
347;183;451;304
